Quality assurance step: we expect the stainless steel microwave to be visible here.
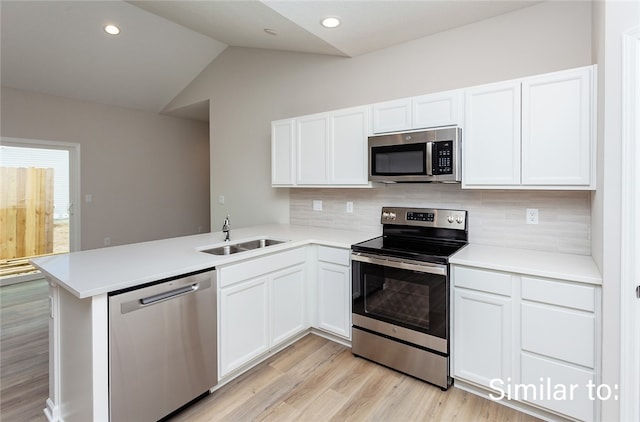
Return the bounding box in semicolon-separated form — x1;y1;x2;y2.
368;127;462;183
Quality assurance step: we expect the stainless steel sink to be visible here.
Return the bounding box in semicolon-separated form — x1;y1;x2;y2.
200;238;286;255
237;238;284;249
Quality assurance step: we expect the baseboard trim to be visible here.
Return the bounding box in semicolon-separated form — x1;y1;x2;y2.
44;398;61;422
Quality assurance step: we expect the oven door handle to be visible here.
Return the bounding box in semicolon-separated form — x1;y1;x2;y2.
351;253;446;276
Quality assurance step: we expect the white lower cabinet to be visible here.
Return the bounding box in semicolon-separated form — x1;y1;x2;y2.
453;266;512;388
218;248;307;378
219;276;269;377
452;265;600;422
270;265;306;345
453;288;512;388
316;246;351;339
519;276;598;422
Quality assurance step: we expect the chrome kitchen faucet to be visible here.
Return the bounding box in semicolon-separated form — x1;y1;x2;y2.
222;215;230;241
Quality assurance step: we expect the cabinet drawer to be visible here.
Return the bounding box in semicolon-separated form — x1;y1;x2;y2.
318;246;350;266
521;302;595;368
521;276;595;312
219;247;307;287
453;266;512;296
520;353;595;422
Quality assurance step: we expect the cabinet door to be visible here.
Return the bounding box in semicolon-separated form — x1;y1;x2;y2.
329;106;369;185
219;277;269;377
463;81;521;186
271;118;296;186
270;264;306;345
412;90;462;129
317;261;351;339
297;113;329;184
371;98;412;133
521;66;594;186
453;288;512;388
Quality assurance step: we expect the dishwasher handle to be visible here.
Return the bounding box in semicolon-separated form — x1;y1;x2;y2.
140;284;198;306
118;277;212;314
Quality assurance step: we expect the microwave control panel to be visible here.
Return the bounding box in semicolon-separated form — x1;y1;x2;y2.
432;141;453;175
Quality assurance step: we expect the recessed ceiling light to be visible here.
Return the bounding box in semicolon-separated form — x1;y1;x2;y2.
104;24;120;35
321;17;341;28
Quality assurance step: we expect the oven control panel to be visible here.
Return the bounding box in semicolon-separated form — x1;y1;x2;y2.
406;211;435;222
381;207;466;229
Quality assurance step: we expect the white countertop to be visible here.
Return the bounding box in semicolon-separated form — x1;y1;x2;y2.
33;225;603;298
449;244;602;285
31;224;379;299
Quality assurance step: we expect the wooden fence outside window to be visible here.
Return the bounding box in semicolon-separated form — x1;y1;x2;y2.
0;167;54;277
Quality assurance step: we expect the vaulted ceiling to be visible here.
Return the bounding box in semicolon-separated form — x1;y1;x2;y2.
0;0;539;115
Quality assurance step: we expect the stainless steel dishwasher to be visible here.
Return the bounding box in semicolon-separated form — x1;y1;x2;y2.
109;268;217;421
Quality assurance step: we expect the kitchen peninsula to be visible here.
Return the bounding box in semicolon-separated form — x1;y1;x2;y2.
31;224;378;422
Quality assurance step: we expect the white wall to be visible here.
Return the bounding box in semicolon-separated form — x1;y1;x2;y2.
165;1;593;231
591;1;640;421
0;87;211;250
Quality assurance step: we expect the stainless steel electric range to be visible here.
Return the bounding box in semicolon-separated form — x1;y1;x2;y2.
351;207;468;390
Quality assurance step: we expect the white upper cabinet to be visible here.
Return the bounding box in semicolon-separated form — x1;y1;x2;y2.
272;106;370;187
297;113;329;185
372;90;462;134
521;67;594;186
271;118;296;186
412;90;463;130
463;65;596;190
371;98;412;133
463;81;522;186
273;65;595;190
329;106;369;185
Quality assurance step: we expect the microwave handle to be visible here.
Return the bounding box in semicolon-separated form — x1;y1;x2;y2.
426;142;433;176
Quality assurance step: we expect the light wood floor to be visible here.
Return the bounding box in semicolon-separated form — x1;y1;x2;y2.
169;334;541;422
0;279;49;422
1;280;541;422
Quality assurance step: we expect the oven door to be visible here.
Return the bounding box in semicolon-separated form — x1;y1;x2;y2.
352;252;448;353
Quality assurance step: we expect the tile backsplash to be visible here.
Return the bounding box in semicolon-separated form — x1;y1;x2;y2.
290;184;591;255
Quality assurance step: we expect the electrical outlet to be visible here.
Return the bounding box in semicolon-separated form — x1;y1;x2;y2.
103;237;111;246
218;195;225;205
346;201;354;213
526;208;539;225
312;200;322;211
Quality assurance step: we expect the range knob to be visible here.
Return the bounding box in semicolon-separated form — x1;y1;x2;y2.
389;212;396;219
382;211;390;219
447;215;454;223
456;216;464;224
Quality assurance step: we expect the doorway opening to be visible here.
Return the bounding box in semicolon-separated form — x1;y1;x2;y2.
0;138;80;284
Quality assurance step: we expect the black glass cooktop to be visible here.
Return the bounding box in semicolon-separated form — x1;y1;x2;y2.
352;235;467;265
